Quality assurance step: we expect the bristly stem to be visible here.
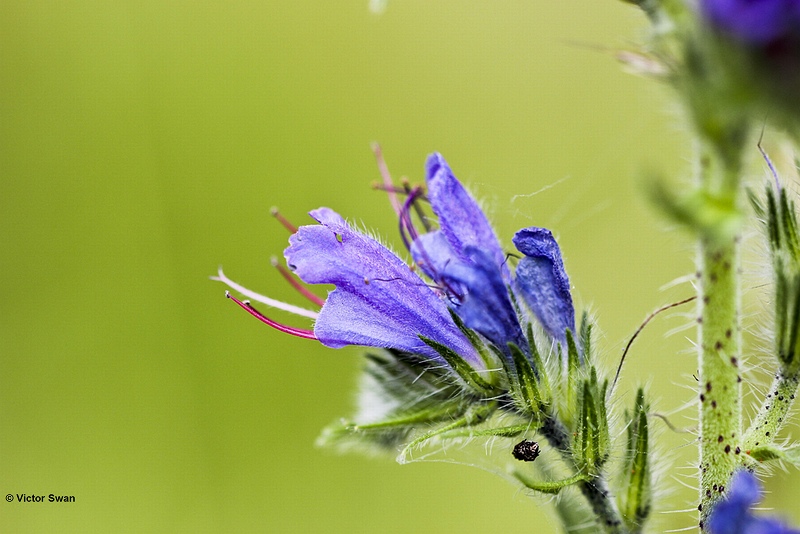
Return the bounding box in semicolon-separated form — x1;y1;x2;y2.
696;142;745;530
539;415;626;533
742;370;800;453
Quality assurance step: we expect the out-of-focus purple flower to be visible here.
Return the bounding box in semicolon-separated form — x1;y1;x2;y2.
707;470;800;534
215;152;576;376
700;0;800;44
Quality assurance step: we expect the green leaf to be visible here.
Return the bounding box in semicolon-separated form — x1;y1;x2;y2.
514;470;590;495
434;423;532;440
317;350;471;453
747;443;800;466
398;402;496;461
647;178;742;242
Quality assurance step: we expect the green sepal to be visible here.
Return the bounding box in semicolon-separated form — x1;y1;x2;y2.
619;388;652;532
564;329;582;425
508;342;545;416
756;185;800;372
566;328;582;368
579;311;593;364
418;335;496;395
514;470;590;495
446;308;502;384
574;367;610;471
527;323;552;400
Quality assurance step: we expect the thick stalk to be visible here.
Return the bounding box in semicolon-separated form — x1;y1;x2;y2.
696;147;745;530
698;236;741;528
540;415;626;533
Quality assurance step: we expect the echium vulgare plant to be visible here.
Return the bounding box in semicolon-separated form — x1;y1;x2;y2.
213;2;800;533
216;151;649;532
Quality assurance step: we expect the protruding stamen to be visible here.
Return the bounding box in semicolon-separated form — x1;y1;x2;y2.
398;186;424;251
270;207;298;233
271;257;326;306
225;292;317;340
402;177;432;231
371;142;402;216
212;267;319;319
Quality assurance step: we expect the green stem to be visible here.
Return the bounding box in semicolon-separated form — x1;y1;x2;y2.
698;237;742;527
696;145;745;530
742;370;800;452
540;415;626;533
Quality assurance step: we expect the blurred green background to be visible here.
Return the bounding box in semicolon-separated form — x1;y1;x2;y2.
4;2;792;533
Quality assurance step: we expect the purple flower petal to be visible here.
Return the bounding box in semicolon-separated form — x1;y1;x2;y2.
701;0;792;44
284;207;483;368
512;227;575;343
409;230;456;281
708;471;800;534
439;246;527;353
425;153;507;276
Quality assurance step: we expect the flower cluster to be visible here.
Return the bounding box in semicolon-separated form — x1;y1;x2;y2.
216;152;575;389
218;152;658;531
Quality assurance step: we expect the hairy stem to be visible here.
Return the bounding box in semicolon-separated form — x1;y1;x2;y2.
540;414;626;533
698;236;742;527
742;370;800;452
696;143;745;530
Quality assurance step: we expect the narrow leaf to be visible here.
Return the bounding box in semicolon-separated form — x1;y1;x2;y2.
514;471;590;495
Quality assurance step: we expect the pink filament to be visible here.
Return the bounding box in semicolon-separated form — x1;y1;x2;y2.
372;143;402;216
273;260;326;307
398;186;424;250
270;207;298;233
226;292;317;340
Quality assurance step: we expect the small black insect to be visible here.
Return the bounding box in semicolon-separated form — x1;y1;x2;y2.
512;439;540;462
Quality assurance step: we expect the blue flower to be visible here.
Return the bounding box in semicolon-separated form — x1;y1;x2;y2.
700;0;800;44
708;470;800;534
215;152;575;377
